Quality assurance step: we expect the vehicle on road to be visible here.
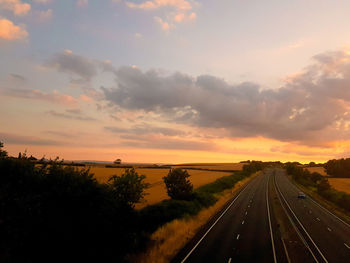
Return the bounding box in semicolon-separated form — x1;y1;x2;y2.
298;192;306;199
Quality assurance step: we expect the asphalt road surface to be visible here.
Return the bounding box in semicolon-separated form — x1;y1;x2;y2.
274;169;350;263
175;172;276;263
175;169;350;263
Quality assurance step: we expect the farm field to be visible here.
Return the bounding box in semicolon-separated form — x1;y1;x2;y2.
83;163;243;208
172;163;245;171
328;178;350;194
305;166;328;176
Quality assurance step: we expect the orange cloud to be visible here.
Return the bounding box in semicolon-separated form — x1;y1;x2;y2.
174;11;196;23
154;16;173;31
0;0;31;16
0;18;28;40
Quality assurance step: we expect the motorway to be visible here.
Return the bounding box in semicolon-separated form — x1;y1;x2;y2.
274;169;350;263
174;171;276;263
174;169;350;263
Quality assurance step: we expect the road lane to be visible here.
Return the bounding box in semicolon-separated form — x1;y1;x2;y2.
275;169;350;263
175;172;275;263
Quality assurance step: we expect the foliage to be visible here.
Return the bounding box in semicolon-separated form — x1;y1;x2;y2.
0;154;144;263
0;141;7;158
108;168;149;208
325;158;350;177
163;168;193;200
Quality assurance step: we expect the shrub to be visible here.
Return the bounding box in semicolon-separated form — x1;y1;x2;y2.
163;168;193;200
108;168;149;208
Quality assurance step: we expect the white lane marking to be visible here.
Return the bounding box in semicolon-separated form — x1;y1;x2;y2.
180;175;254;263
281;238;291;263
274;177;320;263
344;243;350;249
236;234;240;240
248;205;250;208
266;174;278;263
316;218;320;221
275;174;328;263
245;211;248;215
288;177;350;229
241;220;245;225
228;258;232;263
327;227;332;232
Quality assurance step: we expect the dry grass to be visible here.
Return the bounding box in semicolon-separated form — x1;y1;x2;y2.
130;172;259;263
328;178;350;194
305;167;328;176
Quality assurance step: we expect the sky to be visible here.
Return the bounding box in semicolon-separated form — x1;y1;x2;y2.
2;0;350;163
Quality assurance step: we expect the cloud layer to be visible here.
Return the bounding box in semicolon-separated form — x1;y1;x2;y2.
101;49;350;145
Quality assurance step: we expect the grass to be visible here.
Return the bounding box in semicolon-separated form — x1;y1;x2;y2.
305;166;328;176
129;173;258;263
328;178;350;194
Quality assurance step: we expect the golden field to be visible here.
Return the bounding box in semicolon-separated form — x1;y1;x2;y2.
173;163;245;171
83;164;242;208
305;167;328;176
328;178;350;194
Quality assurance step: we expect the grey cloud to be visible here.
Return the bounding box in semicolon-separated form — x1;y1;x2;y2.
47;110;96;121
118;135;215;151
45;51;97;81
102;50;350;144
0;132;63;146
105;123;187;136
10;73;26;82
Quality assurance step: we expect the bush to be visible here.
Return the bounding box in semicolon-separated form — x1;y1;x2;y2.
108;168;149;208
0;157;141;263
163;168;193;200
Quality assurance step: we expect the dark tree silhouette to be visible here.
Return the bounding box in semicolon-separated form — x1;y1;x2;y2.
108;168;149;208
163;168;193;200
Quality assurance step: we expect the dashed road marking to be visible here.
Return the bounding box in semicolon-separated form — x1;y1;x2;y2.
345;243;350;249
242;220;245;225
248;205;250;208
236;234;240;240
316;218;320;221
228;258;232;263
245;211;248;215
327;227;332;232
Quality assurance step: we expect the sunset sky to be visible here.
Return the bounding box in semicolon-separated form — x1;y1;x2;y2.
2;0;350;163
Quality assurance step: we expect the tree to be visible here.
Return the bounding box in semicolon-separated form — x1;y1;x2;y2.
114;158;122;164
0;141;7;158
163;168;193;200
108;168;149;208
